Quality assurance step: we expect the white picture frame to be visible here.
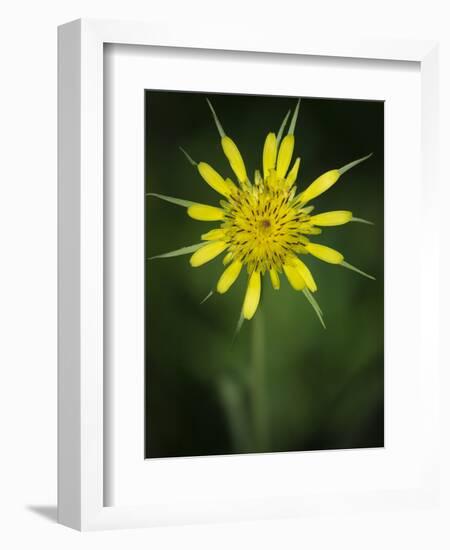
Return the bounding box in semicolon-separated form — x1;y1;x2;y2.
58;18;440;531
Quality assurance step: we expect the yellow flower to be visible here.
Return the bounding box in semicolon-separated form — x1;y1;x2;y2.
150;98;375;326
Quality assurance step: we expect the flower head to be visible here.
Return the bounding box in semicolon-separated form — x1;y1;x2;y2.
150;98;374;326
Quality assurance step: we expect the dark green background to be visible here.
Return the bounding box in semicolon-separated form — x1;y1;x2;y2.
145;91;384;458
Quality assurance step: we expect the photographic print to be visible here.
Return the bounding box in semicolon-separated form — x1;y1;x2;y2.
145;91;384;458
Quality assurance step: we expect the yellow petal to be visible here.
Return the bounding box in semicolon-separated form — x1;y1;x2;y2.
263;132;277;179
298;154;372;205
254;170;263;187
242;271;261;320
201;228;226;241
283;263;305;291
305;243;344;264
285;157;300;188
292;257;317;292
310;210;353;226
223;251;233;265
267;170;278;190
190;241;227;267
224;178;238;194
299;169;340;204
187;204;224;221
269;268;280;290
276;134;294;179
217;261;242;294
197;162;232;197
300;226;322;235
221;136;247;183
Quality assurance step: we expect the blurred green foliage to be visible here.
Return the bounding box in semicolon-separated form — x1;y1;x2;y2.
145;91;384;458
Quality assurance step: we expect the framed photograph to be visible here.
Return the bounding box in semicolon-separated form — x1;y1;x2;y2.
58;19;439;530
144;91;384;461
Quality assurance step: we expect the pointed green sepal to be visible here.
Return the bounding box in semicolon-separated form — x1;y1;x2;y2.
206;98;225;138
147;192;197;208
149;242;205;260
288;98;301;135
179;147;197;166
350;217;374;225
338;153;373;176
276;109;291;146
232;312;245;343
303;288;326;329
200;290;214;304
341;261;375;280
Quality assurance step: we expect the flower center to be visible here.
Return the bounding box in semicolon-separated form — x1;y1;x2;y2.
222;182;310;273
259;218;272;231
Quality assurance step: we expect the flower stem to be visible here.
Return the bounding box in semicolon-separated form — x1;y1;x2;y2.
251;308;267;451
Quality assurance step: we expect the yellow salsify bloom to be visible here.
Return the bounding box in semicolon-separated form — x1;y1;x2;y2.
149;98;375;327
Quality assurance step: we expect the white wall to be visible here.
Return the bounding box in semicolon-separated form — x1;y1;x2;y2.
0;1;448;548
